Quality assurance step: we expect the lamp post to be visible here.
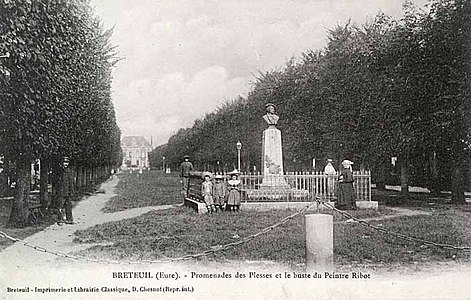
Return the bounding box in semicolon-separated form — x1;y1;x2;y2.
236;141;242;172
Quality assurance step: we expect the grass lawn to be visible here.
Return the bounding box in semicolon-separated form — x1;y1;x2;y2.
74;171;471;268
102;171;182;212
73;204;471;268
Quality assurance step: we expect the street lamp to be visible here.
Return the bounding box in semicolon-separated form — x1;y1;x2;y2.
236;141;242;172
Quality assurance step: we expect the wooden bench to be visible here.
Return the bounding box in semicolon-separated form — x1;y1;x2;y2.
184;172;211;213
28;203;44;222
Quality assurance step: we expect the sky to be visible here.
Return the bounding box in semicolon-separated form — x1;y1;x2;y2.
90;0;427;147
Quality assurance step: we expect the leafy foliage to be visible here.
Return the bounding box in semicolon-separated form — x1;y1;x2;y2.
0;0;122;226
0;0;121;166
150;0;471;194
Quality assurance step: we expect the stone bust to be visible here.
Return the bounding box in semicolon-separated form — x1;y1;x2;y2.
263;103;279;126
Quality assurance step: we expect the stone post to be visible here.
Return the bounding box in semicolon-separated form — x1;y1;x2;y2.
305;214;333;271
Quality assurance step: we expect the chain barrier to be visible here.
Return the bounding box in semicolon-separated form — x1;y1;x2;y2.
2;197;469;265
0;199;320;265
317;199;471;253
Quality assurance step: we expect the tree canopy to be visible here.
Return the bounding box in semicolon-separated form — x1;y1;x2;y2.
0;0;122;226
150;0;471;198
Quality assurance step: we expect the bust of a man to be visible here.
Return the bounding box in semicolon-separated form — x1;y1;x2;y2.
263;103;279;126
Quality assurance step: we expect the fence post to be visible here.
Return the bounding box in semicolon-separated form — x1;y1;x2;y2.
305;213;333;271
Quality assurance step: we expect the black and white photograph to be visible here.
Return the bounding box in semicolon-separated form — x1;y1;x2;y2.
1;0;470;299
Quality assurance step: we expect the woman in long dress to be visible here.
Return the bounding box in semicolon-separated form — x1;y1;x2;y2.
337;160;356;210
226;170;241;212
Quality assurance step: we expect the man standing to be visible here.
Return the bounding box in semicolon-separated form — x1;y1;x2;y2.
180;155;193;198
324;159;336;200
57;157;75;225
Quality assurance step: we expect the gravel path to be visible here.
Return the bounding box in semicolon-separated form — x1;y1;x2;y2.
0;175;175;269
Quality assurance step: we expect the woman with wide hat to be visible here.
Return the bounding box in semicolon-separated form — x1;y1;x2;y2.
337;160;356;210
226;169;241;212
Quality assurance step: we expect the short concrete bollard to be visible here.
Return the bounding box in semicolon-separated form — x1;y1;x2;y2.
305;213;333;272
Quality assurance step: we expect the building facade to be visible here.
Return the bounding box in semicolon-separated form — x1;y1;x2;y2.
121;136;153;169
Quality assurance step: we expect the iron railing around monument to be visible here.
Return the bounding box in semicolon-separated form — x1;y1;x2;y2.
238;170;371;202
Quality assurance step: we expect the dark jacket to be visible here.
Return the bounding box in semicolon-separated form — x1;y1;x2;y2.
180;161;194;177
58;168;75;197
339;167;354;183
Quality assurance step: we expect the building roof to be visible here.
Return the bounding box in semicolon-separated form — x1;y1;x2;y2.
121;136;152;148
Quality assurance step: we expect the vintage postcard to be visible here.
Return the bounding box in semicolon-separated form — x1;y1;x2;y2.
1;0;470;299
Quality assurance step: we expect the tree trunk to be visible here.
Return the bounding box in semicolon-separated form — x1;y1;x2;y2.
451;163;466;204
91;167;96;185
39;158;49;210
69;164;76;196
8;157;31;227
49;160;62;209
400;156;409;195
79;165;84;188
1;154;12;197
428;151;441;196
0;161;8;197
84;167;88;187
75;165;81;189
376;158;388;190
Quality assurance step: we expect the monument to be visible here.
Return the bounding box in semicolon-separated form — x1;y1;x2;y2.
260;103;290;189
244;103;309;200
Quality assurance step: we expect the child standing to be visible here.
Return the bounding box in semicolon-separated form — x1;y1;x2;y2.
212;174;226;212
201;172;215;213
226;170;241;212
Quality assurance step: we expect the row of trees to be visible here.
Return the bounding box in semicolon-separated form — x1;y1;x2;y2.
0;0;122;227
150;0;470;203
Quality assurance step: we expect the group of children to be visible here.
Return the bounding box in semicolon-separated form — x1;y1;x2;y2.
201;169;242;213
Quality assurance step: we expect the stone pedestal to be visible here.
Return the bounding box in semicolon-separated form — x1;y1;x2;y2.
260;126;290;189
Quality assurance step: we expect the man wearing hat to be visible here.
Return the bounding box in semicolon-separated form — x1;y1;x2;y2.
337;159;356;210
324;159;336;199
57;157;75;225
263;103;279;126
180;155;194;198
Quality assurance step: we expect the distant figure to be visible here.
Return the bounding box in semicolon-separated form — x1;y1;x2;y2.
57;157;75;225
201;172;215;213
324;159;336;199
180;155;194;198
262;103;279;126
212;174;226;212
226;170;241;212
337;160;356;210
